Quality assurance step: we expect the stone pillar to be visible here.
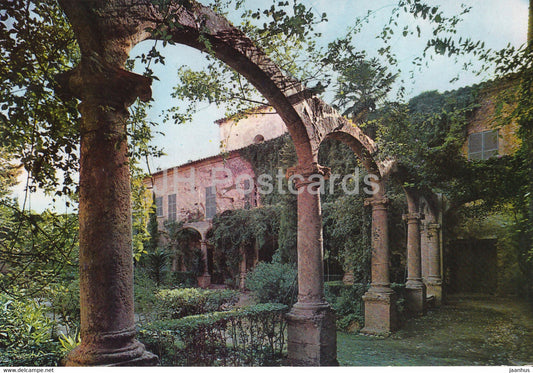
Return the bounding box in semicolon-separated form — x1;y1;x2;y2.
426;223;443;305
403;212;426;316
239;247;247;290
197;239;211;289
286;164;337;366
361;196;397;335
420;220;430;282
59;62;157;366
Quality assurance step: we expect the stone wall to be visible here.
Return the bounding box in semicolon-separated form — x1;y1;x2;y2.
217;106;288;152
463;83;521;157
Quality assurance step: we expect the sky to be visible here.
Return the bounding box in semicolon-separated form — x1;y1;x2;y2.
11;0;530;212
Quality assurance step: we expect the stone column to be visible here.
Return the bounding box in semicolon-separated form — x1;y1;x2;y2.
197;239;211;288
361;195;397;335
59;62;157;366
403;212;426;316
426;223;443;305
420;219;430;282
286;164;337;366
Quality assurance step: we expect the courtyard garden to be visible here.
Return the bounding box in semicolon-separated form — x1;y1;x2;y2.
1;0;533;368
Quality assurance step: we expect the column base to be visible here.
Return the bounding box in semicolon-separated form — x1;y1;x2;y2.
361;289;397;336
286;302;338;366
405;281;427;316
197;274;211;289
66;329;158;366
426;278;443;306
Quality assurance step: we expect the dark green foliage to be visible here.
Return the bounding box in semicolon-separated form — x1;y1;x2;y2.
239;134;295;206
210;206;281;283
325;282;407;332
46;280;80;336
376;85;481;189
0;0;80;195
164;221;203;278
245;261;297;306
0;203;79;296
322;196;371;283
239;135;298;264
142;246;172;287
0;293;62;366
325;282;368;332
145;199;160;253
170;271;197;287
138;303;288;366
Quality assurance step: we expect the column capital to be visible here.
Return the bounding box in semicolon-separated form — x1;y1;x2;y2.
427;223;441;231
364;196;389;208
286;162;330;179
56;56;152;108
402;212;424;222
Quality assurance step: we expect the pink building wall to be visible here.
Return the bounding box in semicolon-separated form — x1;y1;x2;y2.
146;152;258;223
145;106;288;224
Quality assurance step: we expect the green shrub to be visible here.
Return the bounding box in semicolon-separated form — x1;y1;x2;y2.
337;313;364;332
391;283;408;323
138;303;288;366
0;294;62;366
245;262;297;305
134;270;159;323
324;282;368;333
325;282;408;332
46;280;80;335
155;287;239;320
170;271;197;287
323;281;346;298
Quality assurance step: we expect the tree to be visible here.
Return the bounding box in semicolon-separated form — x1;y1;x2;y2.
0;0;79;195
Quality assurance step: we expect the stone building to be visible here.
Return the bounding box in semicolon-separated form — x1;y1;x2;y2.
445;79;522;298
144;106;288;287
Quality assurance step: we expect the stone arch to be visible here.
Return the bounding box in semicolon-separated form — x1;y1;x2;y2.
137;3;385;174
180;221;212;288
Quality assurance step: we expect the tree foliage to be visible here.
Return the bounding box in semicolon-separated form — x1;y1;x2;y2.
0;0;79;195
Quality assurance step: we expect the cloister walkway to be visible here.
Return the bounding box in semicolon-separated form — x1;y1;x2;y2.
338;295;533;366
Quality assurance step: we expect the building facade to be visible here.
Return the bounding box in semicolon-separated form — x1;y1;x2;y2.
144;106;288;287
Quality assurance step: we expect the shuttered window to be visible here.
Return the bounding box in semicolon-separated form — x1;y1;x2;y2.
168;194;176;221
155;196;163;217
206;186;216;220
468;130;498;160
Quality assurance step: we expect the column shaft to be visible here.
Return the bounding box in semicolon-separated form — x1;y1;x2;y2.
361;193;397;335
62;63;156;366
426;223;443;305
368;198;391;291
197;240;211;288
404;211;426;316
286;164;337;366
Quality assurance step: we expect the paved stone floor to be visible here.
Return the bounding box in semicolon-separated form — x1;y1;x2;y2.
337;294;533;366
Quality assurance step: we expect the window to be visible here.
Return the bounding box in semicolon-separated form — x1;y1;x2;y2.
468;130;498;160
155;196;163;217
205;186;217;220
168;194;176;221
253;134;265;144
